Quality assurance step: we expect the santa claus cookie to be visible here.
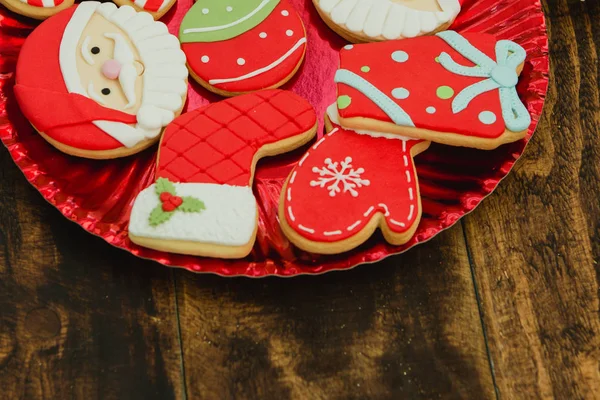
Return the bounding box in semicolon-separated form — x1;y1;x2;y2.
334;31;532;150
313;0;461;43
129;90;317;259
0;0;73;20
179;0;307;96
112;0;175;20
279;103;430;254
14;2;188;159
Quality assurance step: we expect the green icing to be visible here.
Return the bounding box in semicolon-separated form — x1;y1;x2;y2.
179;0;280;44
337;95;352;110
436;86;454;100
360;66;370;73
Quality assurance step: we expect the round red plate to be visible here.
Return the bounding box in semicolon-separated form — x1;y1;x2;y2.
0;0;549;277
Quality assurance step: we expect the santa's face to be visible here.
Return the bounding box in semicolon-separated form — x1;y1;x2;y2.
76;14;145;115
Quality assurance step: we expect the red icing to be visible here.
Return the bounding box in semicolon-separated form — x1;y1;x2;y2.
14;4;140;152
182;1;306;93
141;0;164;12
284;123;426;243
337;34;509;139
157;90;316;185
160;192;183;211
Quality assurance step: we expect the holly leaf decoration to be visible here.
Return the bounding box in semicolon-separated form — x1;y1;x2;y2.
155;177;176;196
179;197;206;213
149;205;174;227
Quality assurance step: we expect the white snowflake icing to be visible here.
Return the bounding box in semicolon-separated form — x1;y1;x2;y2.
310;157;370;197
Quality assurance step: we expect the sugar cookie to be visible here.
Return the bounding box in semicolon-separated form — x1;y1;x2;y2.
112;0;175;20
129;90;317;259
313;0;462;43
179;0;307;96
0;0;74;20
279;103;430;254
334;31;532;149
14;2;188;159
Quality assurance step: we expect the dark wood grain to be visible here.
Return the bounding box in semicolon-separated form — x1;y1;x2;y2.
462;0;600;398
174;227;495;400
0;154;184;399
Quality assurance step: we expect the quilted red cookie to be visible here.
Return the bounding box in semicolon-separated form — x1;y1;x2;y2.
334;31;532;149
279;104;430;254
179;0;307;96
14;2;188;159
113;0;175;20
129;90;317;259
0;0;73;20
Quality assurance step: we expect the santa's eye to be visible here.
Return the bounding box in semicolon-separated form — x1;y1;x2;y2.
91;46;100;55
101;88;111;95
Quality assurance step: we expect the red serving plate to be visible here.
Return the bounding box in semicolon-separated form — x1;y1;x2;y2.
0;0;549;277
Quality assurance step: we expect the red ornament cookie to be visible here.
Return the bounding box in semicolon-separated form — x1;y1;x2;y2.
129;90;318;259
14;2;188;159
0;0;74;20
334;31;532;149
279;104;430;254
179;0;307;96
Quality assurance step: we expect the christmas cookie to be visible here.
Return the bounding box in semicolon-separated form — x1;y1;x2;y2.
333;31;532;150
179;0;307;96
0;0;73;20
313;0;462;43
14;2;188;159
279;103;430;254
112;0;175;20
129;90;317;259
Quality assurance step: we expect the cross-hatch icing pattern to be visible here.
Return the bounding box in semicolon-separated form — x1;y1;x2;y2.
310;157;370;197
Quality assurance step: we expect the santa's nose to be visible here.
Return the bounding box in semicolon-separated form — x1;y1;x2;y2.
101;59;122;80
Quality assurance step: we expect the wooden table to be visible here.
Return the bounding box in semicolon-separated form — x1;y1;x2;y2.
1;1;599;398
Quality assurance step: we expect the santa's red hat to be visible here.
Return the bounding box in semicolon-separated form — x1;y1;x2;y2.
14;2;188;152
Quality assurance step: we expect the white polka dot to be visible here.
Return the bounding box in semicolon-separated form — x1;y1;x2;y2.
281;10;289;16
344;44;353;50
226;6;233;12
391;87;409;100
237;58;246;66
202;8;209;14
426;106;436;114
479;111;497;125
259;32;267;39
201;55;209;63
286;29;293;36
391;50;409;63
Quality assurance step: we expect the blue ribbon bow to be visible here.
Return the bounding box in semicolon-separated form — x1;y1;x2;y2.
436;31;531;132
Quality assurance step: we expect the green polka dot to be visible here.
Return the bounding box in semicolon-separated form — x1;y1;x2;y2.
436;86;454;100
435;56;440;63
337;95;352;109
360;66;370;73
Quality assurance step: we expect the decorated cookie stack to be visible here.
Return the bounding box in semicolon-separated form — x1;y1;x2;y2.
278;31;532;254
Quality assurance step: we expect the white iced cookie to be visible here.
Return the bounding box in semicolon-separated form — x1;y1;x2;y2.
313;0;462;43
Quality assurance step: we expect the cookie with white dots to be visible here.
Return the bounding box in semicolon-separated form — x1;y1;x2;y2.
0;0;74;20
313;0;462;43
179;0;307;97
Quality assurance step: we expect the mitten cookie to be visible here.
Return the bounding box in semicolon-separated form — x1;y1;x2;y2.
112;0;175;20
179;0;307;97
334;31;532;149
129;90;318;259
14;2;188;159
313;0;461;43
279;104;430;254
0;0;73;20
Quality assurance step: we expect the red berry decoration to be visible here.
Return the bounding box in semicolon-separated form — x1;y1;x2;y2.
160;192;183;212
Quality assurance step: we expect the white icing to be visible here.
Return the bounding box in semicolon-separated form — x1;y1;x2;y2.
391;50;408;63
237;58;246;65
426;106;436;114
129;183;257;247
326;104;412;140
58;2;188;149
286;29;294;36
344;44;354;50
281;9;289;16
133;0;171;12
391;87;409;99
209;37;306;85
202;8;209;14
201;55;210;63
226;6;233;12
259;32;267;38
319;0;461;40
18;0;58;8
479;111;497;125
310;156;370;197
81;36;95;65
183;0;272;34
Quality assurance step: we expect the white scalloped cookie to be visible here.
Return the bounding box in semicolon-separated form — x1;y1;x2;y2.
313;0;462;43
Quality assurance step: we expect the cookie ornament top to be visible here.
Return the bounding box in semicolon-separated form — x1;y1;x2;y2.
314;0;462;43
14;2;188;159
0;0;74;20
112;0;176;20
179;0;307;96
